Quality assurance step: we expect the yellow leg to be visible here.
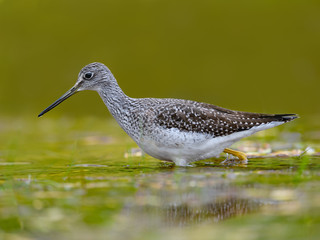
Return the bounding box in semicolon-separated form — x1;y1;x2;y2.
223;148;247;161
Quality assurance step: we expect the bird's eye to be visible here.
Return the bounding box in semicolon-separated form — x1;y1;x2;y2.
84;72;94;80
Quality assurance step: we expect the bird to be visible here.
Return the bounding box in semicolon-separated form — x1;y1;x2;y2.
38;62;298;166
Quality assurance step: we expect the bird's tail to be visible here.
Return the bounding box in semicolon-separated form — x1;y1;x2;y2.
259;113;298;122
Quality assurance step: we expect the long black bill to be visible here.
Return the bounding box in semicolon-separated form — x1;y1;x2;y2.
38;86;78;117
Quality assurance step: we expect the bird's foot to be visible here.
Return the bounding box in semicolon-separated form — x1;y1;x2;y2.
221;148;248;166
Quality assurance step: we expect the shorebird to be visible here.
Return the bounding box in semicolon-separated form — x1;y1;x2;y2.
38;62;297;166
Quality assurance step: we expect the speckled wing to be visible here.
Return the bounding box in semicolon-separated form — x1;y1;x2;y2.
154;99;297;137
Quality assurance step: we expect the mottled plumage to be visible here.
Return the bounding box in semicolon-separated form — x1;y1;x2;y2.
39;62;298;166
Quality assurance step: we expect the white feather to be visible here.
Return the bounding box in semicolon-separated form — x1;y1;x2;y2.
138;121;284;166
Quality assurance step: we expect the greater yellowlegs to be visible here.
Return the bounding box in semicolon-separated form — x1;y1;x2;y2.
38;62;298;166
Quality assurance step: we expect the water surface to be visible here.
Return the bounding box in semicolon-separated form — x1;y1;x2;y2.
0;117;319;239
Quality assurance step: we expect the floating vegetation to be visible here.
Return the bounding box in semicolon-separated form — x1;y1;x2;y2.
0;117;319;239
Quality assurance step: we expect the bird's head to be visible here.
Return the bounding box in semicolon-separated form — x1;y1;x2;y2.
38;62;113;117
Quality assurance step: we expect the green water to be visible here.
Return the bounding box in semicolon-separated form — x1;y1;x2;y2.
0;117;319;239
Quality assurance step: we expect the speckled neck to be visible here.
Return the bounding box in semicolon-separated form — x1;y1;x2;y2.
97;78;137;135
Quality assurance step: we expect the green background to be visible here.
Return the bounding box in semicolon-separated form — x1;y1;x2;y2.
1;0;319;117
0;1;319;239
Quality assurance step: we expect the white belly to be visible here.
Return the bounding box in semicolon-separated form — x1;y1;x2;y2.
137;122;283;166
